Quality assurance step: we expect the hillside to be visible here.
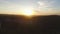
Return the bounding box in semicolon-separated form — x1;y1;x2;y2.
0;14;60;34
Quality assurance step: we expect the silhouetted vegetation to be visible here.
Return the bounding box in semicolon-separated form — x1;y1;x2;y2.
0;14;60;34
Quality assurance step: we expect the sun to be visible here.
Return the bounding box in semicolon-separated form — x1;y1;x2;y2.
23;9;32;16
22;8;34;16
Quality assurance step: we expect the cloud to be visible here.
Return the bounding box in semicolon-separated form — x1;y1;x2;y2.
35;0;60;15
37;0;55;8
37;0;57;11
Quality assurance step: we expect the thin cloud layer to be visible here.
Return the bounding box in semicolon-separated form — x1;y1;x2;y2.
36;0;60;15
0;0;60;15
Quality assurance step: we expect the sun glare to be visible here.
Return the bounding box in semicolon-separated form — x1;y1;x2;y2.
22;8;34;16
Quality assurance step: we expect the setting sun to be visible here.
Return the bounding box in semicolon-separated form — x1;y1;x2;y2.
21;8;34;16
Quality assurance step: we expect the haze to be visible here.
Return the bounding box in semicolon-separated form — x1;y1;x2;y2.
0;0;60;15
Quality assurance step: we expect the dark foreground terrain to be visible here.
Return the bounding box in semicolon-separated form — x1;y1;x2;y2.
0;14;60;34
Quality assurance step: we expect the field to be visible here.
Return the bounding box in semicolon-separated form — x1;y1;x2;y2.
0;14;60;34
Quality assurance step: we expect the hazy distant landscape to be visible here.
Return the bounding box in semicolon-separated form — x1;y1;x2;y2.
0;14;60;34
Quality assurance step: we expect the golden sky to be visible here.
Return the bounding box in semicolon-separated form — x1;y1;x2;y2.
0;0;60;15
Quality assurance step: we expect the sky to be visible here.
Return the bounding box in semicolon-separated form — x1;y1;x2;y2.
0;0;60;15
